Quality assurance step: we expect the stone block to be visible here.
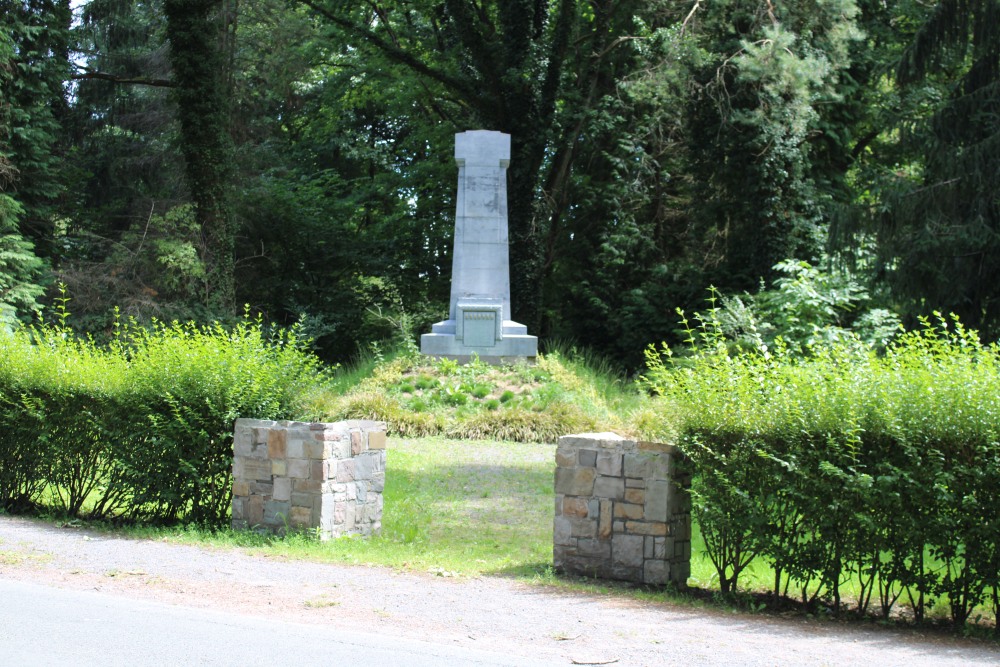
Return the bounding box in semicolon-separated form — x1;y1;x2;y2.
272;477;292;502
626;521;667;536
294;479;322;494
593;475;625;500
654;537;667;560
644;560;669;585
368;431;387;450
596;451;622;477
371;472;385;493
289;506;312;528
263;500;289;525
249;481;273;496
576;538;611;558
271;459;287;477
286;438;306;460
625;477;645;488
291;491;314;508
555;448;576;468
247;495;264;524
578;449;597;467
562;497;589;518
612;534;644;568
614;502;644;520
624;452;656;478
554;467;596;496
303;441;326;459
232;480;250;497
598;499;613;540
351;431;363;456
644;480;669;521
287;459;310;479
644;536;655;559
624;488;645;504
568;518;597;539
267;429;287;458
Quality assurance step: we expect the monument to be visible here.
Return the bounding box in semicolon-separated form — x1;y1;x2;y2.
421;130;538;362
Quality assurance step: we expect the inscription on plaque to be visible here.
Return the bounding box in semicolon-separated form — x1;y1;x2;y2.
463;311;497;347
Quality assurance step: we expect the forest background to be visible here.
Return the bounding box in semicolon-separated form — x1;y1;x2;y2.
2;0;998;366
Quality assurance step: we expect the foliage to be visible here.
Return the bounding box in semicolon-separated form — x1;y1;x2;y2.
0;304;325;523
643;311;1000;628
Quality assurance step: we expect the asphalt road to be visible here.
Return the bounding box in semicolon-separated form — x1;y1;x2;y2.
0;579;555;667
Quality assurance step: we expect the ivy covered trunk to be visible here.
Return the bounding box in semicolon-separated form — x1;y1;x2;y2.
163;0;236;314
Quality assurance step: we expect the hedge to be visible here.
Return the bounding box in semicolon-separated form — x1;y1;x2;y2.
643;313;1000;629
0;314;325;524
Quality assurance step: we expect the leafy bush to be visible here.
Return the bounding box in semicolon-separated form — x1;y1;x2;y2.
643;311;1000;629
0;310;325;524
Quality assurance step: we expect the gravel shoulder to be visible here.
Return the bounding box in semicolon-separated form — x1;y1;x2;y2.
1;515;997;666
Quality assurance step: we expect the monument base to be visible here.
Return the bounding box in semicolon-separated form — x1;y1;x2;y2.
421;318;537;364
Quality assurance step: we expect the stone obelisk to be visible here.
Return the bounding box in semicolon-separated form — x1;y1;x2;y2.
420;130;538;362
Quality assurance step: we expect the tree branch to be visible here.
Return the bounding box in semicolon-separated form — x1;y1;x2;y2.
296;0;481;103
71;67;175;87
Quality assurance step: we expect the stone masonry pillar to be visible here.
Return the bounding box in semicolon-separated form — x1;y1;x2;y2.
231;419;386;539
553;433;691;585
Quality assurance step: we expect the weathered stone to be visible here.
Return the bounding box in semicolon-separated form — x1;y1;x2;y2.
593;475;625;500
233;419;386;540
624;451;670;479
272;477;292;502
596;451;622;477
578;449;597;467
351;430;363;456
289;506;312;528
303;441;326;459
612;534;644;568
624;488;645;504
614;502;644;520
267;429;287;458
291;491;315;508
568;518;597;538
555;448;576;468
598;499;613;540
644;560;669;585
625;477;645;488
625;521;667;536
576;538;611;558
368;431;387;450
555;467;596;496
645;479;669;521
335;459;355;483
286;459;310;479
563;497;589;518
263;500;290;525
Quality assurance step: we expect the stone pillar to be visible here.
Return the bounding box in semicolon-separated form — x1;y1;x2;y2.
553;433;691;586
231;419;386;539
421;130;538;362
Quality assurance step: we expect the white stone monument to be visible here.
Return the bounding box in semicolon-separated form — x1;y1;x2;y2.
420;130;538;362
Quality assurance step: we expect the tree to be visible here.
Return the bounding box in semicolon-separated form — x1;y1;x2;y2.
297;0;664;331
870;0;1000;336
163;0;236;313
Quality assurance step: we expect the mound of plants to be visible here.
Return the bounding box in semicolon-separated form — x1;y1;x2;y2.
309;349;643;443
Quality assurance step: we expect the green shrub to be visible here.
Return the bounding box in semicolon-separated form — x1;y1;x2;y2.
0;312;325;524
643;311;1000;628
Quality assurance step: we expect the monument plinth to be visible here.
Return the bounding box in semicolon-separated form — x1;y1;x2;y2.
421;130;538;362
